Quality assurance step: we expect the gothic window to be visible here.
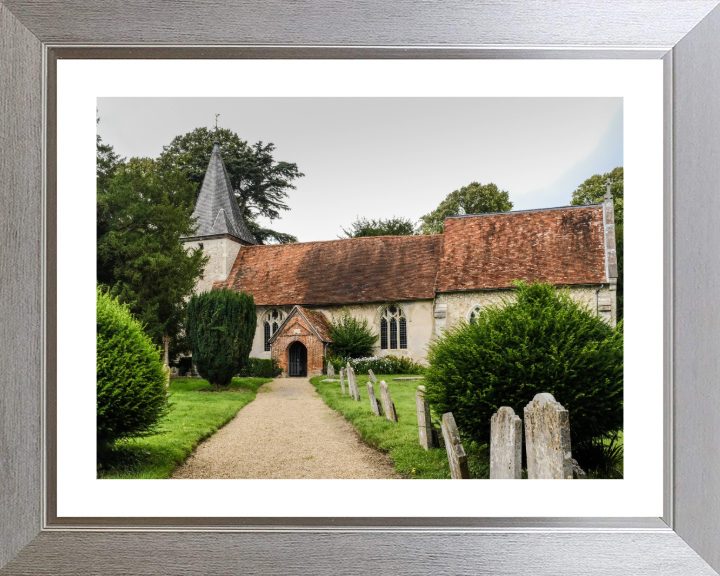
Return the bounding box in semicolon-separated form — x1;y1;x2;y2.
380;305;407;350
469;305;483;325
263;308;285;351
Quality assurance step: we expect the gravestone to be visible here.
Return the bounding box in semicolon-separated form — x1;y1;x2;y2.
347;363;360;401
368;369;377;384
339;367;346;395
490;406;522;479
327;364;335;379
524;393;573;479
379;381;398;422
441;412;470;479
416;385;435;450
366;381;382;416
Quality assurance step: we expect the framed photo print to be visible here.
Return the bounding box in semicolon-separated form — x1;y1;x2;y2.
1;1;719;574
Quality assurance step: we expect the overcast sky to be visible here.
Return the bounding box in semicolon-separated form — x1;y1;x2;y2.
97;97;622;243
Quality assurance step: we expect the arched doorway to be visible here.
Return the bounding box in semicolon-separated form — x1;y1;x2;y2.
288;341;307;377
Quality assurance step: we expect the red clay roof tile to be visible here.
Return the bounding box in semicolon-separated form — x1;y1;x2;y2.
436;205;607;292
215;205;608;304
215;235;444;305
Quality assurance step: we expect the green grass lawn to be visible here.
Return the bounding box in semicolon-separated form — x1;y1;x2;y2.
310;374;490;479
98;376;272;479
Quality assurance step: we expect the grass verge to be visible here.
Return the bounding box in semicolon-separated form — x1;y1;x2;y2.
98;376;272;479
310;374;490;479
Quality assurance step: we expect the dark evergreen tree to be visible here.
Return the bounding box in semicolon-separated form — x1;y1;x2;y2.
159;127;304;244
185;288;257;388
97;157;208;347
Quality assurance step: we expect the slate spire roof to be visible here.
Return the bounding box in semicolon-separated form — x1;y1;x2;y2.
188;142;257;244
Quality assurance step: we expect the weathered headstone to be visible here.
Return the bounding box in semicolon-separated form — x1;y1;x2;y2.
490;406;522;479
169;366;179;378
339;367;346;394
441;412;470;479
524;393;573;479
379;381;398;422
368;369;377;383
327;364;335;378
367;381;382;416
416;385;435;450
347;363;360;401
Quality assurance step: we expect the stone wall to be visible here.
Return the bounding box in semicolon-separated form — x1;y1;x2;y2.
183;236;243;294
271;314;326;377
249;286;614;365
434;284;615;336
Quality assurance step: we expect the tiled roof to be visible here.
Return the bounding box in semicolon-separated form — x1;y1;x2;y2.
187;142;256;244
435;205;607;292
216;205;608;304
267;305;333;343
216;234;444;305
298;307;333;342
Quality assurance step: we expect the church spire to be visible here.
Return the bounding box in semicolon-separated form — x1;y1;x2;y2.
188;143;256;244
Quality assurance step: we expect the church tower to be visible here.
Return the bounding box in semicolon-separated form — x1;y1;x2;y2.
183;141;256;293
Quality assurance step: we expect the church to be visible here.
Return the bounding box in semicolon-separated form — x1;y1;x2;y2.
183;142;618;378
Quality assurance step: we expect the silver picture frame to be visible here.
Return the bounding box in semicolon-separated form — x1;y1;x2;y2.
2;1;720;573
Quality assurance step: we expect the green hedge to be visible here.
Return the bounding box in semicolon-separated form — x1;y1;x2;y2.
239;357;283;378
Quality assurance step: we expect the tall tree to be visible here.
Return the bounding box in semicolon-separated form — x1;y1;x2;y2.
97;157;208;348
159;127;303;244
97;117;124;193
340;216;417;238
570;166;624;320
418;182;513;235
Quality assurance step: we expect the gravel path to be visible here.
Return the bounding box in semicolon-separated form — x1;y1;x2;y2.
172;377;400;479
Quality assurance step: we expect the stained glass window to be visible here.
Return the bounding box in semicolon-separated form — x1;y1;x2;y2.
390;318;398;349
399;318;407;349
469;305;483;325
380;318;388;349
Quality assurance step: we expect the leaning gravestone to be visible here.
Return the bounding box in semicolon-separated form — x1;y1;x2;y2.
441;412;470;479
347;363;360;401
339;367;346;395
366;381;383;416
524;393;573;479
368;369;377;384
416;385;435;450
379;381;398;422
490;406;522;479
327;364;335;379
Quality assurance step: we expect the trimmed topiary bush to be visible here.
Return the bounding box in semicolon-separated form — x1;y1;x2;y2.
328;310;379;359
97;288;170;450
423;281;623;448
185;288;257;388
